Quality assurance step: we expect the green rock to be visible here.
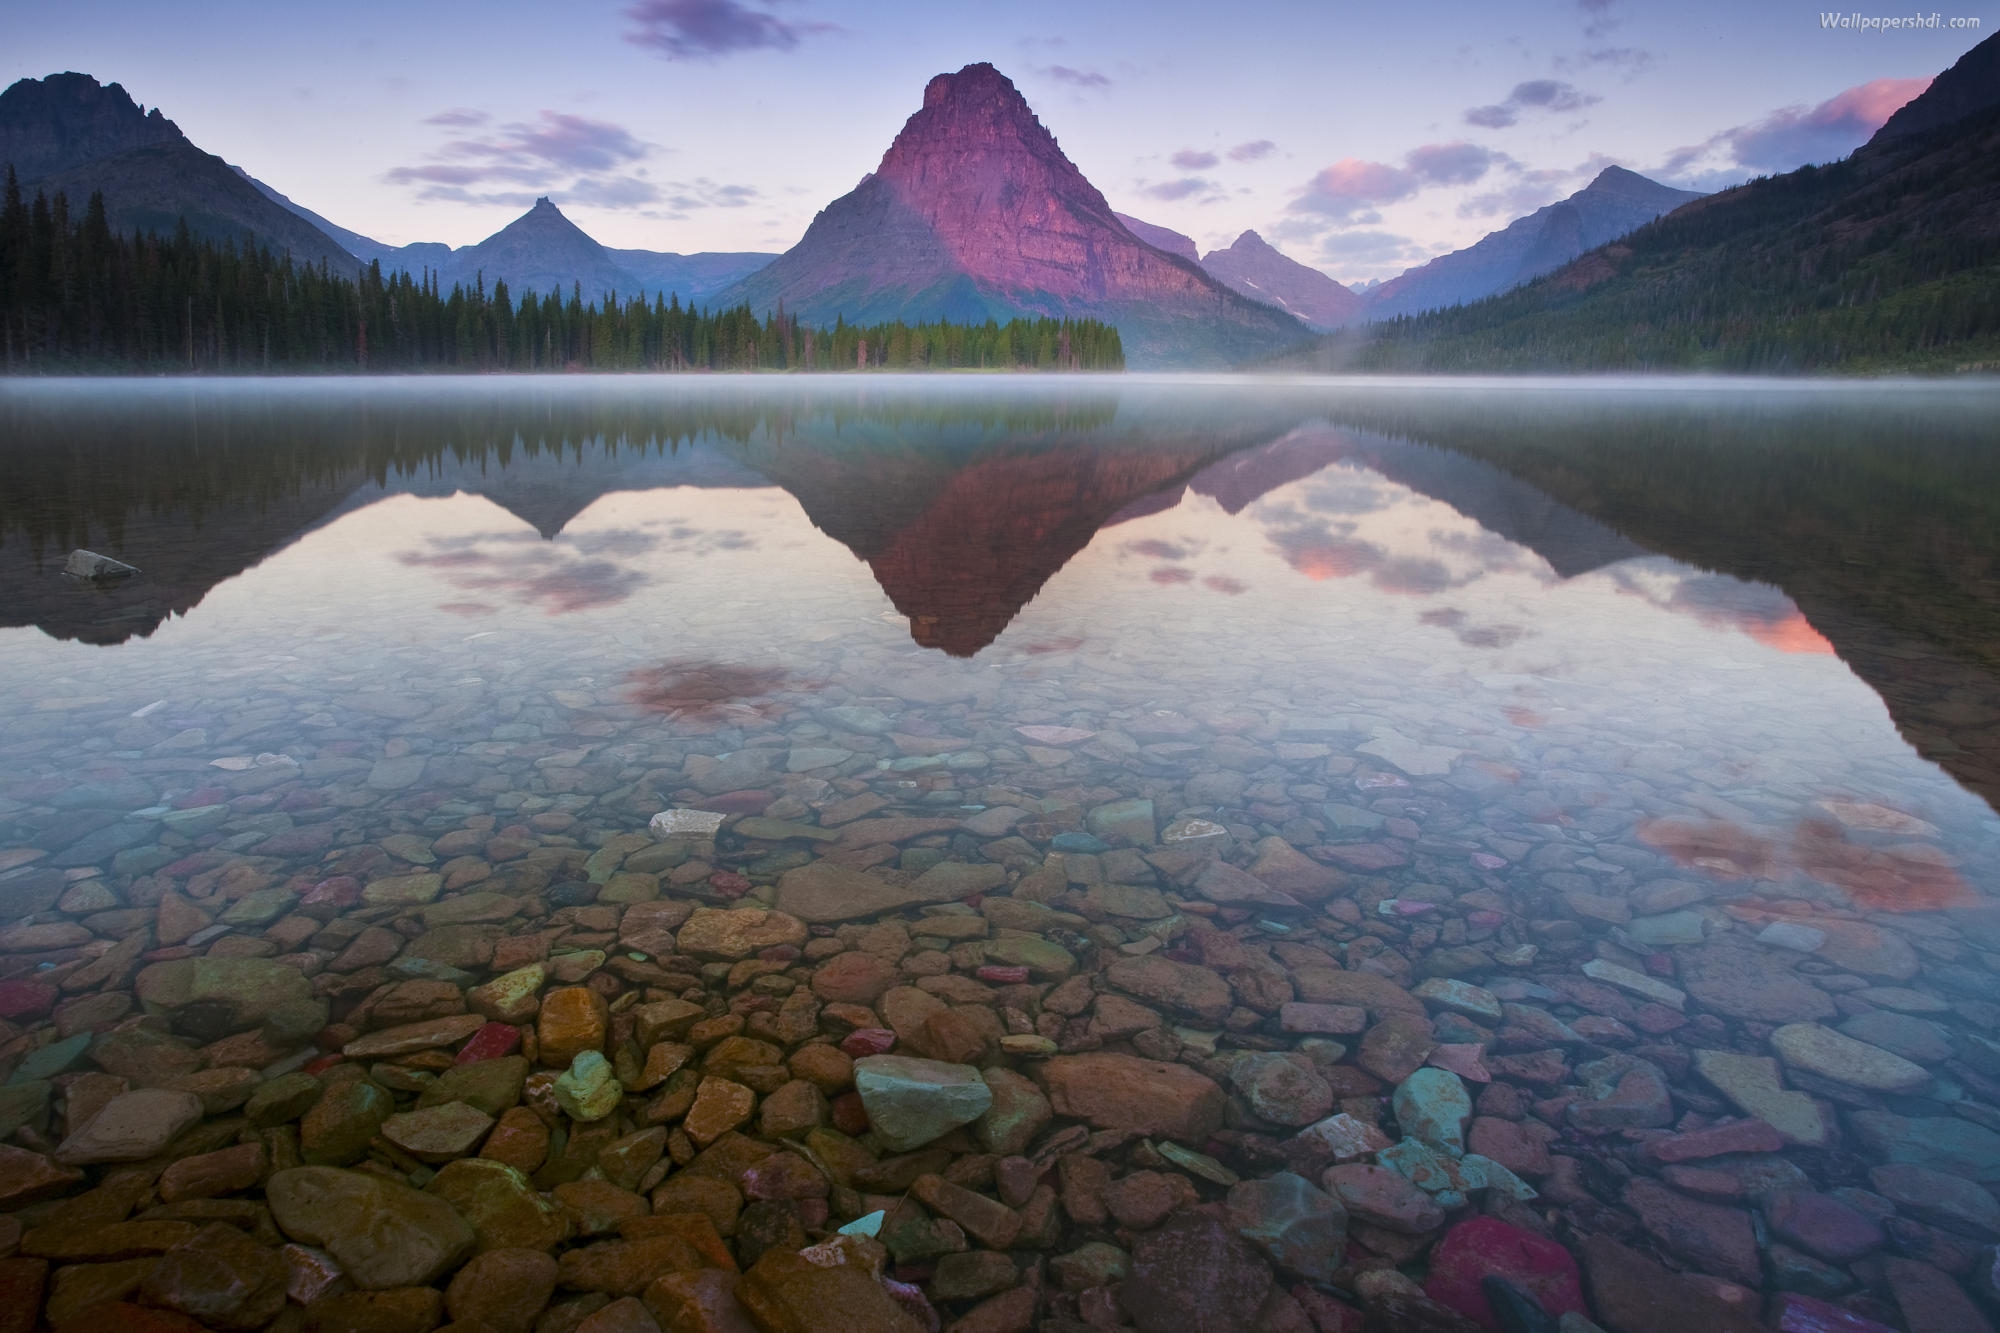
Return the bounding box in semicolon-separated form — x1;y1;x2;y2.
733;818;839;843
419;892;521;927
1086;798;1156;847
553;1051;623;1121
361;873;443;906
853;1055;993;1152
1158;1141;1239;1186
244;1072;323;1127
382;1102;496;1163
218;886;298;926
973;1067;1051;1156
983;935;1076;980
418;1056;528;1117
134;957;316;1034
9;1034;91;1084
1393;1068;1473;1155
0;1081;50;1136
427;1158;572;1252
301;1079;394;1165
266;1166;476;1287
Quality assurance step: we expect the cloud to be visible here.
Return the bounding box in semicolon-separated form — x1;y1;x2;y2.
1578;46;1654;79
1464;79;1600;129
623;0;831;60
1043;65;1111;89
424;108;489;128
1288;142;1506;222
1405;141;1507;186
388;110;661;208
1171;148;1220;170
1290;159;1419;221
1228;139;1277;162
1658;77;1929;184
1145;177;1212;201
1578;0;1619;38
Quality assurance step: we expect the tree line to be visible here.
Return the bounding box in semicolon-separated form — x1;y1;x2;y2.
0;178;1124;374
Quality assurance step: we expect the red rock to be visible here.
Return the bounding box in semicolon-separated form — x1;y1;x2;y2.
302;1054;345;1076
1765;1192;1885;1263
707;791;773;815
831;1092;869;1136
1466;1117;1551;1179
300;877;360;908
1623;1178;1762;1287
1884;1257;1995;1333
457;1022;523;1065
0;980;57;1021
1646;1118;1785;1163
0;1258;48;1333
1424;1217;1586;1331
976;965;1030;984
840;1028;896;1058
812;954;898;1006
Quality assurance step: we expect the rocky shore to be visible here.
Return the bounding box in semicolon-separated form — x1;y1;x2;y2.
0;682;1996;1333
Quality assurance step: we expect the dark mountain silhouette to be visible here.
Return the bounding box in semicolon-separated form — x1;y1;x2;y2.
1869;32;1998;142
715;63;1309;368
1201;231;1364;330
1363;166;1703;319
0;73;356;272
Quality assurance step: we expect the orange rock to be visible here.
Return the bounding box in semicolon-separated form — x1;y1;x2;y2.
537;987;609;1069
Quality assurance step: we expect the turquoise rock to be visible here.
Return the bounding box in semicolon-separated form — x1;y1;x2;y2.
1377;1139;1476;1210
1850;1110;2000;1181
552;1051;623;1122
853;1055;993;1152
1461;1154;1538;1202
9;1033;92;1085
838;1209;885;1237
1085;798;1156;847
1050;832;1110;854
1225;1171;1348;1282
1393;1068;1473;1155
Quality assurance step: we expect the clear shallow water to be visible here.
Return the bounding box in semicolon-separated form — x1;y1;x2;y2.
1;375;1999;1331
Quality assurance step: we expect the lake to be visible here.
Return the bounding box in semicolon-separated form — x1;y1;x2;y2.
2;374;1998;1331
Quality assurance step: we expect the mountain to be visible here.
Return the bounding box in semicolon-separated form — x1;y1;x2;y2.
1112;212;1198;263
1870;31;1996;142
715;63;1309;368
1200;230;1364;329
0;73;357;272
243;175;773;306
1363;166;1703;319
1280;33;2000;373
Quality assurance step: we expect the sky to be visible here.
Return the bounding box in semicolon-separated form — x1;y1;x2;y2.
6;0;1990;284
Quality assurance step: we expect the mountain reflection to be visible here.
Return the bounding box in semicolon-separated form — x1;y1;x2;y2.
1;378;1996;813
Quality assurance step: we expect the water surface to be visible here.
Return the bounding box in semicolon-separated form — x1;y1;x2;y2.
2;375;1998;1330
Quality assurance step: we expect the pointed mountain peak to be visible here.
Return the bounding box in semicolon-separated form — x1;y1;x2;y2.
877;62;1062;186
532;195;558;211
1584;164;1647;189
1224;230;1278;255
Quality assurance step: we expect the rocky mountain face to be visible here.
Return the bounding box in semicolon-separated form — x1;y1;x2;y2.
1200;230;1364;330
1364;166;1703;319
1112;212;1199;263
0;73;357;272
717;63;1307;368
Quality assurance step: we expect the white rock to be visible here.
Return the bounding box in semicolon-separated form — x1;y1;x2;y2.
1758;922;1827;953
1581;959;1686;1011
650;808;726;839
63;549;138;580
55;1088;203;1164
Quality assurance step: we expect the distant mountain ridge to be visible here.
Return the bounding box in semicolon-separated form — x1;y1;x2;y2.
1112;212;1199;263
1201;230;1364;329
1;72;358;272
1364;166;1704;319
718;63;1309;368
246;176;774;306
1278;32;2000;372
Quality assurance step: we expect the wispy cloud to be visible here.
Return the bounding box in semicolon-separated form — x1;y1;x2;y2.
623;0;833;60
1043;65;1112;90
1145;177;1212;201
1228;139;1277;162
1171;149;1220;170
1578;0;1620;39
1658;77;1929;185
1289;141;1509;223
387;110;661;208
1464;79;1600;129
